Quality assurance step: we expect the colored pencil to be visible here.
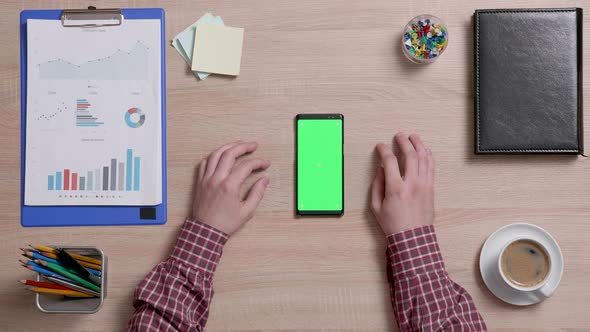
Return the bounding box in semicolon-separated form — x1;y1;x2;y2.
64;250;102;266
43;276;101;297
19;279;71;291
29;245;102;266
19;258;40;268
39;251;102;271
27;286;94;298
22;250;102;277
21;264;70;281
84;266;101;276
55;248;101;285
22;250;59;264
29;244;57;254
69;259;101;271
35;260;100;292
36;251;58;260
20;259;56;275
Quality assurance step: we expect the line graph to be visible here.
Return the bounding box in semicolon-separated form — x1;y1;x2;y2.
38;41;150;80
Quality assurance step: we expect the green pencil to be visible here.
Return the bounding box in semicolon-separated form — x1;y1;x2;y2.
35;260;100;293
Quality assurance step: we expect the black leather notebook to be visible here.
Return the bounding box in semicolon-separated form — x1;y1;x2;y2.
474;8;583;154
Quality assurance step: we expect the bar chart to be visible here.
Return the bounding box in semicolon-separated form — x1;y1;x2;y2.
76;98;104;127
47;149;140;192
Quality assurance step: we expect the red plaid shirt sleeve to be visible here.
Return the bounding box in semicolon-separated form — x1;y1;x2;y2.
386;225;487;332
125;219;228;332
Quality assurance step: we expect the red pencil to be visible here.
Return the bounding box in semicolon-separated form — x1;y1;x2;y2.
19;279;71;291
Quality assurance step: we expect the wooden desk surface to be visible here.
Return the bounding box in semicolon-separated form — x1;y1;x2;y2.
1;1;589;331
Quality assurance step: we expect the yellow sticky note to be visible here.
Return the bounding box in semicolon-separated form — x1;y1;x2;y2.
191;24;244;76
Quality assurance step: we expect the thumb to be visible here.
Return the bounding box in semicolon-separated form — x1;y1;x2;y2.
242;177;270;218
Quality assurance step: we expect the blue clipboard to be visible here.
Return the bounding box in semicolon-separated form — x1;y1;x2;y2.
20;8;167;227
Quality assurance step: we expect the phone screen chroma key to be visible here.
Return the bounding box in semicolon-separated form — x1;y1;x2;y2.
296;114;343;216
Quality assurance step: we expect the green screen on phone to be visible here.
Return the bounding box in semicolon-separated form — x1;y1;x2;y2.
297;117;343;213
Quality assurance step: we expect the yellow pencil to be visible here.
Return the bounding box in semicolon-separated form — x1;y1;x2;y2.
27;286;95;298
75;260;101;270
30;244;57;254
34;251;58;260
29;245;102;266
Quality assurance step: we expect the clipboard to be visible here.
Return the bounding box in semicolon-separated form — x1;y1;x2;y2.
20;7;167;227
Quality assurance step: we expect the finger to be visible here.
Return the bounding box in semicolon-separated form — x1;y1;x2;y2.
215;142;259;178
408;134;428;177
426;148;435;186
376;143;402;193
228;158;271;187
371;166;385;213
205;141;241;178
197;159;206;182
241;177;270;218
394;133;418;179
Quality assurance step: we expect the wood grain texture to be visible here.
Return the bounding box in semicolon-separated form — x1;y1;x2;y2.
1;1;589;331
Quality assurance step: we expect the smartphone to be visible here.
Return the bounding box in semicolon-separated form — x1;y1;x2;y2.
296;114;344;216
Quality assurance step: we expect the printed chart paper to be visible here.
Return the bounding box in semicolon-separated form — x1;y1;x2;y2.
25;19;162;206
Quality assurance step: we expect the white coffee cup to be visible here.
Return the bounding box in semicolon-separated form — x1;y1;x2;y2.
497;237;554;298
480;223;563;306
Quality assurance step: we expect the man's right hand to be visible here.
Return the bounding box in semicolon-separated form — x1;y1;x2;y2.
370;133;435;236
192;141;271;236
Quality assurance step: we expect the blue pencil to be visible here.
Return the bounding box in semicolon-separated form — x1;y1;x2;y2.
21;262;71;281
21;259;42;269
29;251;59;264
85;267;101;277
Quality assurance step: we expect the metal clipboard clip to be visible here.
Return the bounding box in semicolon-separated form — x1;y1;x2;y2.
61;6;123;27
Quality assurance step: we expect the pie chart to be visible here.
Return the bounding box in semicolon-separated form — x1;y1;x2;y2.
125;107;145;128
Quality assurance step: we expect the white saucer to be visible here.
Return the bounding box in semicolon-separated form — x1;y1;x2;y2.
479;223;563;306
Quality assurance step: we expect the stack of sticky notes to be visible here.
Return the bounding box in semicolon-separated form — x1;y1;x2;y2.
172;13;244;79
